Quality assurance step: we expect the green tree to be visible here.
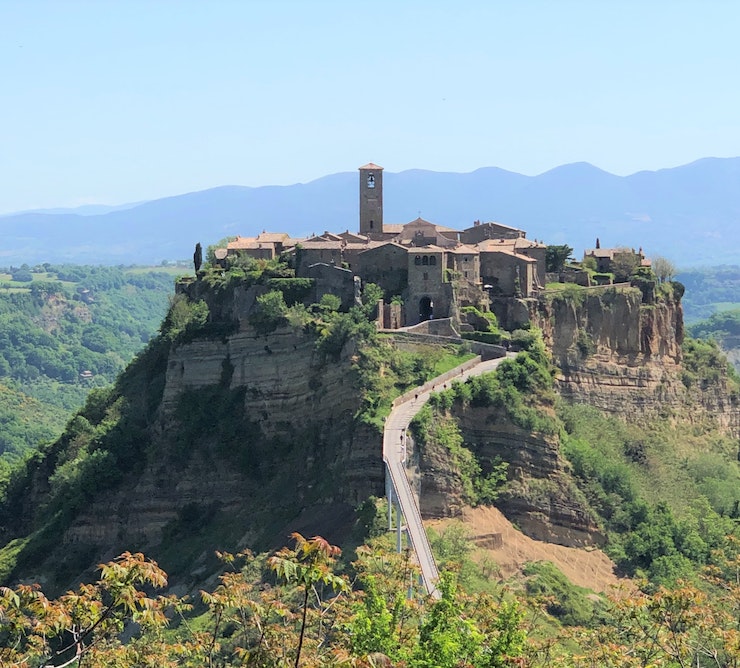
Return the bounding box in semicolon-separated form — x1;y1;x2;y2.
545;245;574;272
249;290;288;334
267;533;349;667
611;248;640;282
362;282;384;318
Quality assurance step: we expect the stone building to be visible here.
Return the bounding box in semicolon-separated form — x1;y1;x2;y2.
217;162;549;327
583;246;650;276
359;163;384;238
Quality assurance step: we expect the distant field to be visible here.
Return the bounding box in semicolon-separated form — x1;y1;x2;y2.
709;301;740;312
125;265;190;277
0;266;186;291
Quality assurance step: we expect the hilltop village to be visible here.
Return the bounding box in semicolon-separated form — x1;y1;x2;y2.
208;163;651;329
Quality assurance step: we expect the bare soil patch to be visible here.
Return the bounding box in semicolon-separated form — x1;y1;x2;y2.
427;506;626;593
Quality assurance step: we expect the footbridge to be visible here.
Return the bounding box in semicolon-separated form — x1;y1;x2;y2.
382;350;511;598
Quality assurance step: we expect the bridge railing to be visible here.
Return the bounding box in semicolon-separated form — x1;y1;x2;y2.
383;457;441;598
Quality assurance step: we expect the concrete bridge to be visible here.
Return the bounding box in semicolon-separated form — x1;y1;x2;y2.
382;352;512;598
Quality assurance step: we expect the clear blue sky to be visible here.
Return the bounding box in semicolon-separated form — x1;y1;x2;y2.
2;0;739;214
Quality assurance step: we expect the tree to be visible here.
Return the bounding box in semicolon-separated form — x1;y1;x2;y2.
362;282;384;318
194;242;203;273
545;245;574;273
652;255;677;283
205;236;237;265
249;290;288;334
0;552;170;667
611;248;640;282
268;533;349;667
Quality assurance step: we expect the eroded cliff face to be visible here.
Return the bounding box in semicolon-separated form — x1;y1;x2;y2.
532;287;740;438
411;285;739;549
62;326;384;566
411;406;603;548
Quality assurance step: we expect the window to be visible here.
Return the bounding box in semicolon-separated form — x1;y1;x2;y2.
370;220;374;229
423;272;428;280
422;256;429;266
430;255;437;266
367;173;375;188
415;255;421;265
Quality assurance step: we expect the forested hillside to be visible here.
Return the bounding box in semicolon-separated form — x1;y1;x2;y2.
678;265;740;322
0;264;176;464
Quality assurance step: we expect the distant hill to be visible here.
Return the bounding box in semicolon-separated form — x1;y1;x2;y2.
2;158;740;267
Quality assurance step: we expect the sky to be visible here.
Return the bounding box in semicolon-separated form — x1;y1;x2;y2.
2;0;740;214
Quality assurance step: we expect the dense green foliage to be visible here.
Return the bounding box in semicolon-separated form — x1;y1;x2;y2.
354;336;475;430
560;403;738;584
0;334;170;583
681;336;740;391
545;245;574;272
0;536;536;668
689;308;740;339
411;333;555;509
522;561;606;627
439;334;558;435
0;264;174;461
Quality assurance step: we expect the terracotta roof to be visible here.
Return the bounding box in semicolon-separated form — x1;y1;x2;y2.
344;240;383;250
447;244;479;254
338;231;369;242
481;248;537;261
357;241;407;256
514;238;545;249
300;239;343;250
318;232;344;241
383;224;405;234
255;232;289;243
475;239;517;251
405;217;435;227
482;221;523;232
359;162;383;170
227;236;258;249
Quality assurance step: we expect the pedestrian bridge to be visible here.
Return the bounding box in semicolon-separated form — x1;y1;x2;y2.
382;352;510;598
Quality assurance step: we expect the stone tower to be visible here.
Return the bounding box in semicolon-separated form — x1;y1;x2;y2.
359;162;383;237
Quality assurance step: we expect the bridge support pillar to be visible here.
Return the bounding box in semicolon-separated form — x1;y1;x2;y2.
396;499;403;553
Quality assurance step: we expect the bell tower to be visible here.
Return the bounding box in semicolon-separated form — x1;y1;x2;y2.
359;162;383;237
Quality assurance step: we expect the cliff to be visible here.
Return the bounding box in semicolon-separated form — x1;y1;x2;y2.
532;285;740;438
413;406;603;547
4;274;739;588
1;323;385;587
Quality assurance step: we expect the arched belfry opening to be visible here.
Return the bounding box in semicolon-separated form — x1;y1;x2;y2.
419;296;433;322
359;162;383;238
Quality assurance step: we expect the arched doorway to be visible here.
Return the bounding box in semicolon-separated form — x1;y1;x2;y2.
419;296;433;322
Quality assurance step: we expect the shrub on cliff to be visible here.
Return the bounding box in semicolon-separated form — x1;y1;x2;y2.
248;290;289;335
160;294;209;341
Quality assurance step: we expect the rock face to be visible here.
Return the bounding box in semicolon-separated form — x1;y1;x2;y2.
414;406;603;548
413;285;739;548
532;286;739;438
62;325;384;562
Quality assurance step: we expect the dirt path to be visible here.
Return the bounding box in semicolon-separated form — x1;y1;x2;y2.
427;506;626;593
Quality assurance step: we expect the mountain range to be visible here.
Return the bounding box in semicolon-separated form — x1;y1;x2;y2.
2;157;739;267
